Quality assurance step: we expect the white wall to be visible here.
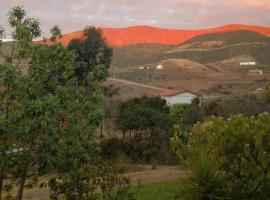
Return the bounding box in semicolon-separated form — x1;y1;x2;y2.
164;92;198;105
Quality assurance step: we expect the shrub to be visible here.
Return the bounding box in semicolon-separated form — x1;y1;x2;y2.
171;113;270;199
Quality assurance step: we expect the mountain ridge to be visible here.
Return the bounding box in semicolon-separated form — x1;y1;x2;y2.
50;24;270;47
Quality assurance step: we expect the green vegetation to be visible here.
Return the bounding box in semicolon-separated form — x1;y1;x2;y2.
203;93;270;118
101;96;177;164
0;6;133;200
265;89;270;104
68;26;112;83
1;5;270;200
116;96;173;138
170;100;204;131
171;114;270;199
132;181;180;200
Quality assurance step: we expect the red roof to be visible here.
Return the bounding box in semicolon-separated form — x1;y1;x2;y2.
159;90;201;97
159;90;182;97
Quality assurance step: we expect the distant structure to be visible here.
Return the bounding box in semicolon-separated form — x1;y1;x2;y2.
160;90;201;105
139;66;149;70
1;38;14;42
248;69;263;76
139;66;145;70
240;62;256;66
156;64;164;70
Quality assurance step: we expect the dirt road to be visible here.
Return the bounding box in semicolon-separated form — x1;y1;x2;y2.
21;165;186;200
107;77;167;91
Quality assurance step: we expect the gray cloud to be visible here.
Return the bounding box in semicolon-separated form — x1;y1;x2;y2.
0;0;269;37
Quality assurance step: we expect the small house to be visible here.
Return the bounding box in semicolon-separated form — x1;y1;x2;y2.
139;66;145;70
240;62;256;66
156;64;164;70
248;69;263;76
160;90;201;105
139;66;149;70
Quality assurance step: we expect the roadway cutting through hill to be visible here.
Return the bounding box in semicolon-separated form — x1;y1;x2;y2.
107;77;167;91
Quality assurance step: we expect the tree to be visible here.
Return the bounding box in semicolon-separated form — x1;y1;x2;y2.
115;96;175;163
265;89;270;104
170;100;204;131
103;84;119;106
116;96;172;139
171;114;270;199
0;6;42;200
99;84;120;138
0;6;111;200
68;26;112;85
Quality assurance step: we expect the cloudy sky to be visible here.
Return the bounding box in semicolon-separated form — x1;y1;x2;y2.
1;0;270;36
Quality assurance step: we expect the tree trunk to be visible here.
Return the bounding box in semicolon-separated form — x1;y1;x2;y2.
122;130;126;139
15;162;29;200
0;172;3;200
100;118;104;138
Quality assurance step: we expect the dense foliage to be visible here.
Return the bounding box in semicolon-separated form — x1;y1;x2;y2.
68;27;112;84
103;96;176;164
170;100;204;131
0;6;132;200
116;96;172;138
171;114;270;200
203;94;270;118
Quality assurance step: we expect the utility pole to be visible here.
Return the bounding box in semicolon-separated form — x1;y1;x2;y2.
146;67;149;84
145;66;150;85
111;66;116;79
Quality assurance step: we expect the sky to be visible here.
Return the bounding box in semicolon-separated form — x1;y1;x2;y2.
1;0;270;36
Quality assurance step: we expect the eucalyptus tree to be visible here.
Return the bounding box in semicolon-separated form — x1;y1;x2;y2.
0;6;41;199
0;6;110;200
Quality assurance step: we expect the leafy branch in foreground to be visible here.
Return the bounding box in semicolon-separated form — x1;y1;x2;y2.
0;6;132;200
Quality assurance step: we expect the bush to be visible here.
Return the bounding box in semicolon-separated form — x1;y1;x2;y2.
100;138;128;160
49;164;134;200
203;94;270;118
100;137;178;165
171;113;270;199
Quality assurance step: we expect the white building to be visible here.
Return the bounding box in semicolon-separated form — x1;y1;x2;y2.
139;66;149;70
240;62;256;66
156;64;164;70
160;90;201;105
248;69;263;75
139;66;145;70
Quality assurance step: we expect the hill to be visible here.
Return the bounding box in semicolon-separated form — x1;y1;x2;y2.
166;30;270;66
110;30;270;95
112;30;270;67
2;29;270;97
47;24;270;47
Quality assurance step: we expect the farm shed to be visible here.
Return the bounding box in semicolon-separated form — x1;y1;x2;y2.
160;90;201;105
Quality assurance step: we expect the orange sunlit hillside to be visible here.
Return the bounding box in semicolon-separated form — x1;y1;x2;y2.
45;24;270;47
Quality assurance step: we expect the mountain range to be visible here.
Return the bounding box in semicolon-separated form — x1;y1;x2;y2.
3;24;269;97
54;24;270;47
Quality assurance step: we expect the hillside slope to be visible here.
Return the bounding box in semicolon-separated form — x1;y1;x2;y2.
112;30;270;68
50;24;270;47
110;30;270;94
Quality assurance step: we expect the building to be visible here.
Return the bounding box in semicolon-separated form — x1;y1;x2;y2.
139;66;145;70
248;69;263;75
139;66;149;70
240;62;256;66
160;90;201;105
156;64;164;70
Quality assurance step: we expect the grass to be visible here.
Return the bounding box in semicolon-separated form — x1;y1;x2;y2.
132;180;180;200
